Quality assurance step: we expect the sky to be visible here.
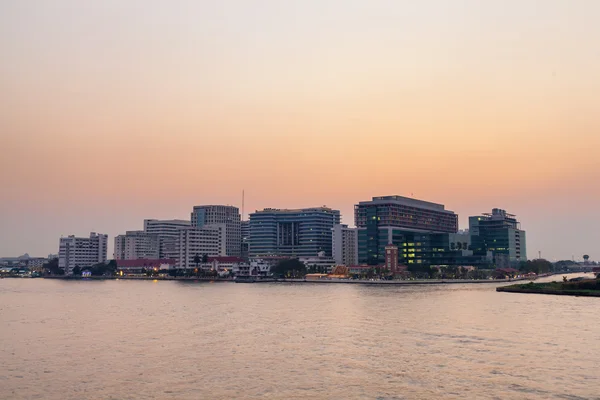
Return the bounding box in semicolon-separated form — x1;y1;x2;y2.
1;0;599;261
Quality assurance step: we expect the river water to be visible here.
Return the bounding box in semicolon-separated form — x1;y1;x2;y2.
1;275;599;399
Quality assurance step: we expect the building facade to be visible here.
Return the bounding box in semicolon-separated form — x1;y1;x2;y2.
191;205;241;257
360;228;488;268
143;219;191;259
469;208;527;265
385;244;399;273
248;207;341;258
300;251;337;273
114;231;160;260
116;259;177;274
176;225;226;270
356;196;458;265
332;224;358;266
58;232;108;275
241;220;250;259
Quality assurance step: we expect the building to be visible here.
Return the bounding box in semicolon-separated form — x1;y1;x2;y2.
249;207;340;257
469;208;527;266
332;224;358;266
191;205;241;257
234;259;272;277
0;254;48;270
116;259;176;275
114;231;160;260
58;232;108;275
203;256;245;272
356;195;458;265
299;251;337;273
176;225;226;271
385;244;399;273
143;219;191;259
374;230;489;268
241;220;250;258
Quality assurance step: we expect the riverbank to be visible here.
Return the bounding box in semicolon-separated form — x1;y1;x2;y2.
497;279;600;297
8;274;557;285
42;275;234;282
277;276;537;285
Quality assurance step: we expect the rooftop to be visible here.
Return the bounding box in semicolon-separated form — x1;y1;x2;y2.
358;195;454;214
116;259;176;268
253;207;339;214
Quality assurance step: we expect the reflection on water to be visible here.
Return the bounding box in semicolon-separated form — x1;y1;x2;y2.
1;276;599;399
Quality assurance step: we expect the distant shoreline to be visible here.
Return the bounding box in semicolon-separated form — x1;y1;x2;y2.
4;275;554;285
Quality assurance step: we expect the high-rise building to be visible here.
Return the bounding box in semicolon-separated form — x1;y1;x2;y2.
356;196;458;265
176;225;226;270
191;205;241;257
114;231;160;260
332;224;358;266
469;208;527;266
143;219;191;259
249;207;341;258
241;220;250;259
58;232;108;275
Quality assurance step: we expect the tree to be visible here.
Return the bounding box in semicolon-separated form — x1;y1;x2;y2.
202;254;209;263
271;259;306;278
72;266;81;276
519;259;553;275
193;254;201;276
43;258;63;275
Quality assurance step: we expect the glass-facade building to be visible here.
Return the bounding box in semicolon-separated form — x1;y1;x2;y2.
356;196;459;265
358;227;487;267
469;208;527;266
249;207;341;258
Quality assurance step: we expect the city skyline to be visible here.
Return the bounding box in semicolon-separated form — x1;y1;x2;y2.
1;1;599;260
0;194;591;262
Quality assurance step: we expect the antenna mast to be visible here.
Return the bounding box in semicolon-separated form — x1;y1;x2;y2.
242;189;245;221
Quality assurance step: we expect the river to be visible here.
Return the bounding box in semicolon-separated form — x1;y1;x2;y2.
1;274;598;399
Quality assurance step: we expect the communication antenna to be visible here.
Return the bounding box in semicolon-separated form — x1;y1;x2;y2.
242;189;245;221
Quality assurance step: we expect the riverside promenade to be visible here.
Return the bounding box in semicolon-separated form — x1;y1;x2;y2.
275;277;537;285
38;274;555;285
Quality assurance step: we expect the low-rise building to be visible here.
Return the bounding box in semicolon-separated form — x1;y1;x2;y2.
234;258;272;277
116;259;176;275
300;251;337;273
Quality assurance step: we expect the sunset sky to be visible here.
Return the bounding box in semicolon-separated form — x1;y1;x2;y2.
1;0;599;261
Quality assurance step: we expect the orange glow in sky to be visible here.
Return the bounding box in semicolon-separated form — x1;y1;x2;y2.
1;1;599;260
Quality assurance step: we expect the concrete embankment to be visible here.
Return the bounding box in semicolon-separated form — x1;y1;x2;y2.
43;276;234;282
276;277;533;285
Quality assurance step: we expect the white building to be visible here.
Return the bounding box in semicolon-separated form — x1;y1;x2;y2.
176;225;226;271
191;205;241;257
234;259;272;277
58;232;108;275
144;219;191;259
332;224;358;266
300;251;337;273
114;231;160;260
